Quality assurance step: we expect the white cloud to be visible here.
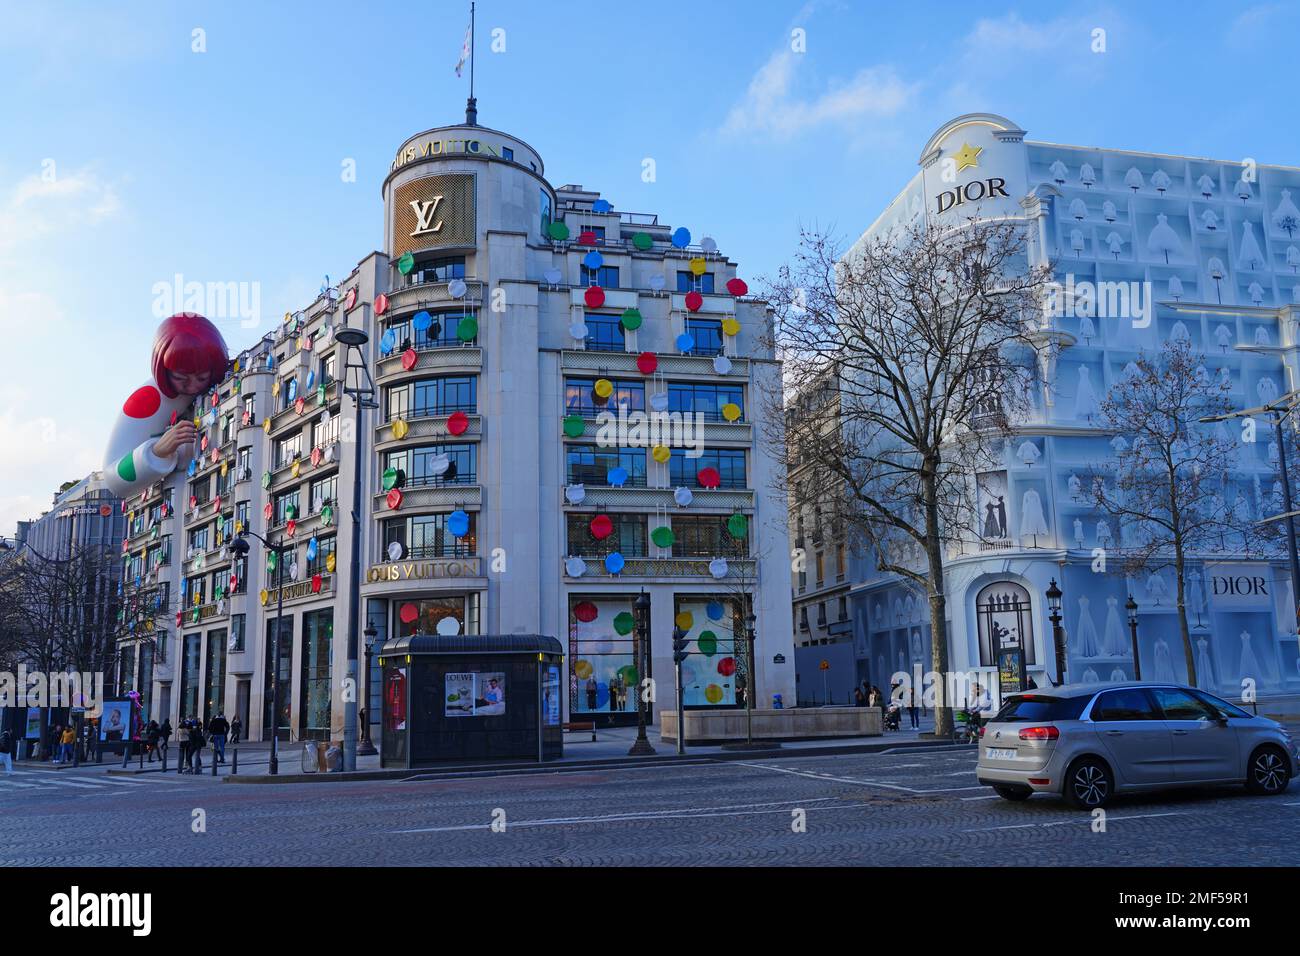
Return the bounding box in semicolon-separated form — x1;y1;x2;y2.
0;400;100;537
722;49;915;141
0;167;122;257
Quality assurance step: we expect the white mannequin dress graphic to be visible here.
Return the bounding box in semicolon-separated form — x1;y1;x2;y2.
1074;596;1102;658
1197;174;1215;199
1109;668;1127;683
1239;221;1265;270
1186;570;1206;624
1238;630;1262;684
1096;519;1112;547
1102;596;1128;656
1202;208;1220;231
1102;199;1117;221
1255;325;1271;346
1168;275;1184;300
1019;489;1049;539
1215;325;1233;349
1050;160;1068;185
1073;518;1085;548
1151;169;1171;193
1110;435;1128;455
1080;163;1096;188
1148;214;1182;262
1195;638;1215;690
1074;367;1099;421
1256;376;1279;405
1017;441;1041;466
1145;570;1168;604
1152;638;1178;682
1078;316;1096;342
1081;667;1100;684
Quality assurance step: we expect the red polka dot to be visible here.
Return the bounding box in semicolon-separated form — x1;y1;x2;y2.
123;386;162;419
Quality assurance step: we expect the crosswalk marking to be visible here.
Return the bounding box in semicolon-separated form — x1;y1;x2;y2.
65;776;143;787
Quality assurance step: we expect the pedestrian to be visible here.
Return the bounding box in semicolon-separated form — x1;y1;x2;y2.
208;713;229;764
0;727;15;775
60;725;76;763
189;719;206;773
159;718;172;764
907;684;920;729
178;720;191;772
585;676;597;711
145;720;161;762
853;685;865;707
50;725;63;764
229;714;242;744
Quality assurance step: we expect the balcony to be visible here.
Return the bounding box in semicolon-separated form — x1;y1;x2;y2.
372;484;482;515
266;382;341;438
562;485;754;512
375;411;482;448
562;556;757;581
560;349;749;380
376;345;482;383
386;279;484;316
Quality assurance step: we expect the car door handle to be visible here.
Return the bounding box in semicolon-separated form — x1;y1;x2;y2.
1104;730;1124;736
1172;730;1189;735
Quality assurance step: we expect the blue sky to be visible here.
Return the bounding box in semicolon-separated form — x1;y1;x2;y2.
1;0;1297;535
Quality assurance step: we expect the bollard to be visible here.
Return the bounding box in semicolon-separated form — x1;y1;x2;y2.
161;745;168;773
211;752;217;777
139;745;144;770
231;748;237;776
121;745;129;769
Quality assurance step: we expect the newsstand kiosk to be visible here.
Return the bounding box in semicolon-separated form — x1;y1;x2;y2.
378;633;565;768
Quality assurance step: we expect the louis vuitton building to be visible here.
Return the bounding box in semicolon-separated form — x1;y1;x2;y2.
114;110;796;741
826;113;1300;706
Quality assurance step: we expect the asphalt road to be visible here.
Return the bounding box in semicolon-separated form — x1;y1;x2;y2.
2;747;1297;865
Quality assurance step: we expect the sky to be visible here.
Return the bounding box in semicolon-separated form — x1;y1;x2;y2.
1;0;1297;536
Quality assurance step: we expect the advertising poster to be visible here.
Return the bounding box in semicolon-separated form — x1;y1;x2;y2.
543;665;561;726
99;699;131;741
445;672;506;717
24;707;41;740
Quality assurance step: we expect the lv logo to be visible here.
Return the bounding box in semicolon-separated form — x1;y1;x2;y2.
409;196;445;236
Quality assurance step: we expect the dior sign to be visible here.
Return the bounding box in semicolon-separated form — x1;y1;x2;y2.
1206;563;1272;609
935;177;1009;214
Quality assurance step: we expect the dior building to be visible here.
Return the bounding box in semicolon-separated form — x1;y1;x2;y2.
114;108;796;742
817;112;1300;706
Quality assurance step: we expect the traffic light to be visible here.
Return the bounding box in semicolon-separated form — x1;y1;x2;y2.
672;627;689;664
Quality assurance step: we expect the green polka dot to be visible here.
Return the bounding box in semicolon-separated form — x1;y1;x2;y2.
620;308;643;331
457;316;478;341
632;232;652;251
651;526;675;548
698;631;718;656
548;221;570;241
116;453;136;484
563;415;585;438
727;513;749;539
613;611;635;635
397;251;415;275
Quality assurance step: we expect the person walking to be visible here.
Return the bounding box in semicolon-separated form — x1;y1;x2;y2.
189;719;206;773
208;713;228;764
178;719;191;772
159;718;172;765
0;728;15;775
50;725;63;764
229;714;242;745
906;684;920;729
60;725;76;764
853;684;865;707
145;720;161;762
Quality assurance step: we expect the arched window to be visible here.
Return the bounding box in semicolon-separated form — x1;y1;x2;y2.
975;581;1036;668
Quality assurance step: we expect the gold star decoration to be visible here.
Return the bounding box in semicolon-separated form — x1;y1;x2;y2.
952;142;982;172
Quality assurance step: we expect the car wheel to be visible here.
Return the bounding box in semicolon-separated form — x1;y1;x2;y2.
1246;746;1291;795
1064;757;1112;810
993;785;1032;802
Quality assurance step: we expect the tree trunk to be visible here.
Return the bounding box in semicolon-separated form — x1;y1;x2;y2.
1173;542;1197;686
923;471;953;737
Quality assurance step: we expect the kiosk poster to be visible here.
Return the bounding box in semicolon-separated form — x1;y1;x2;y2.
446;672;507;717
100;699;131;741
543;665;560;726
25;707;41;740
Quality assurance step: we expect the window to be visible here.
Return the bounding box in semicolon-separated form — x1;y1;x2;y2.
180;633;202;720
309;475;337;514
320;353;336;386
667;382;743;422
188;526;210;555
190;476;210;505
235;501;249;532
204;627;227;722
540;188;551;236
396;596;476;638
815;552;825;585
184;573;206;606
685;316;724;356
564;377;644;418
583;314;626;352
566;445;647;487
384;513;477;559
386;375;477;420
836;543;847;580
992;694;1091;722
237;447;251;479
273;489;300;526
581;265;619;287
279;376;297;410
670;516;747;557
670;448;746;489
676;271;715;293
838;597;848;621
242;395;255;424
1151;687;1217;721
231;556;247;594
1090;688;1158;721
300;609;333;740
581;225;606;241
502;146;514;162
1190;690;1252;719
405;256;465;286
229;614;246;652
385;309;477;350
264;617;293;739
312;414;340;448
308;535;336;574
275;433;302;469
385;443;477;487
565;513;646;558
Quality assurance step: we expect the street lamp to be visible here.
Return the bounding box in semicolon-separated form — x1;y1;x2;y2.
628;590;656;756
1046;578;1065;686
231;529;289;774
1125;594;1142;680
744;608;757;746
358;622;379;756
335;323;377;773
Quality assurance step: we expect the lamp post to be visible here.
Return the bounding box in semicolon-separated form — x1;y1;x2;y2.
628;590;656;755
1126;594;1142;680
745;608;757;745
334;324;377;773
231;529;288;774
1046;579;1065;686
358;622;378;756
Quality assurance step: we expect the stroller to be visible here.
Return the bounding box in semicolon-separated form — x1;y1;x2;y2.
883;701;902;731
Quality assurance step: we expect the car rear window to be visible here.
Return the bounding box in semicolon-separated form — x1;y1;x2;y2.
991;694;1088;722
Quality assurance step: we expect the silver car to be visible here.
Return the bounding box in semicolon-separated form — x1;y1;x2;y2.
975;681;1299;809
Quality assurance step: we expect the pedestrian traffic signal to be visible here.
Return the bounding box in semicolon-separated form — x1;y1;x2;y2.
672;627;689;663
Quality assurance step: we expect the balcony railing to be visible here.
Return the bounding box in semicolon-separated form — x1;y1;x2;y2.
384;402;477;423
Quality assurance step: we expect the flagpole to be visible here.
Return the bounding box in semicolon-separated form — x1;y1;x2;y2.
470;1;475;102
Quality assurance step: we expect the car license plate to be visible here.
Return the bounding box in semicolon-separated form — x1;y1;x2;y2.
987;747;1016;760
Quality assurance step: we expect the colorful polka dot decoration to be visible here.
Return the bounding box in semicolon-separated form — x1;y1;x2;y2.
583;250;603;270
722;317;741;337
727;513;749;538
671;227;691;248
457;316;477;341
592;199;612;213
401;348;418;370
413;310;432;332
574;658;594;678
675;611;694;630
563;415;586;438
391;418;409;440
397;251;415;275
684;291;704;312
721;402;741;422
447;410;470;435
548;221;570;241
620;308;642;331
613;611;635;635
676;333;695;353
726;277;748;296
698;630;718;655
607;466;628;487
399;602;419;624
447;509;470;538
386;488;403;509
717;656;736;677
697;467;721;488
311;574;323;594
632;232;653;251
707;600;725;621
704;684;724;704
604;551;625;574
652;444;670;463
123;385;161;419
375;294;389;316
651;525;675;548
689;257;707;276
589;514;613;540
573;601;598;623
584;286;605;308
594;378;614;399
635;351;658;375
380;329;396;354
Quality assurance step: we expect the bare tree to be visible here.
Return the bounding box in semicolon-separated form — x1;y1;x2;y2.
764;219;1052;735
1089;337;1258;685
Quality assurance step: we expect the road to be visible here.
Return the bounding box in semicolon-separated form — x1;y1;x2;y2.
2;747;1297;865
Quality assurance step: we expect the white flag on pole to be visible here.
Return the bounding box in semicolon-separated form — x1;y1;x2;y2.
455;21;471;77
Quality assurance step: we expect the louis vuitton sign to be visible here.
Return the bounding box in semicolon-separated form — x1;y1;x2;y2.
391;174;476;259
367;557;479;584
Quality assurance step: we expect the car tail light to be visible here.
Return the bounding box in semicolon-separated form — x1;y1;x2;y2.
1019;725;1059;741
1028;778;1051;785
977;724;986;737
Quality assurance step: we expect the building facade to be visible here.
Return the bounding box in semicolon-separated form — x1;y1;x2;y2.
113;114;795;741
826;112;1300;705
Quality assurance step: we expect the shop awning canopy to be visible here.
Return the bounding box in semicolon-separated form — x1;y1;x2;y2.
378;633;564;658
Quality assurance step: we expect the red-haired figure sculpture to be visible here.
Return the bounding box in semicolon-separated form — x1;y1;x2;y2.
104;313;229;498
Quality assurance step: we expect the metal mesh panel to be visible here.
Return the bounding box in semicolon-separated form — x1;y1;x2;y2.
392;174;476;258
